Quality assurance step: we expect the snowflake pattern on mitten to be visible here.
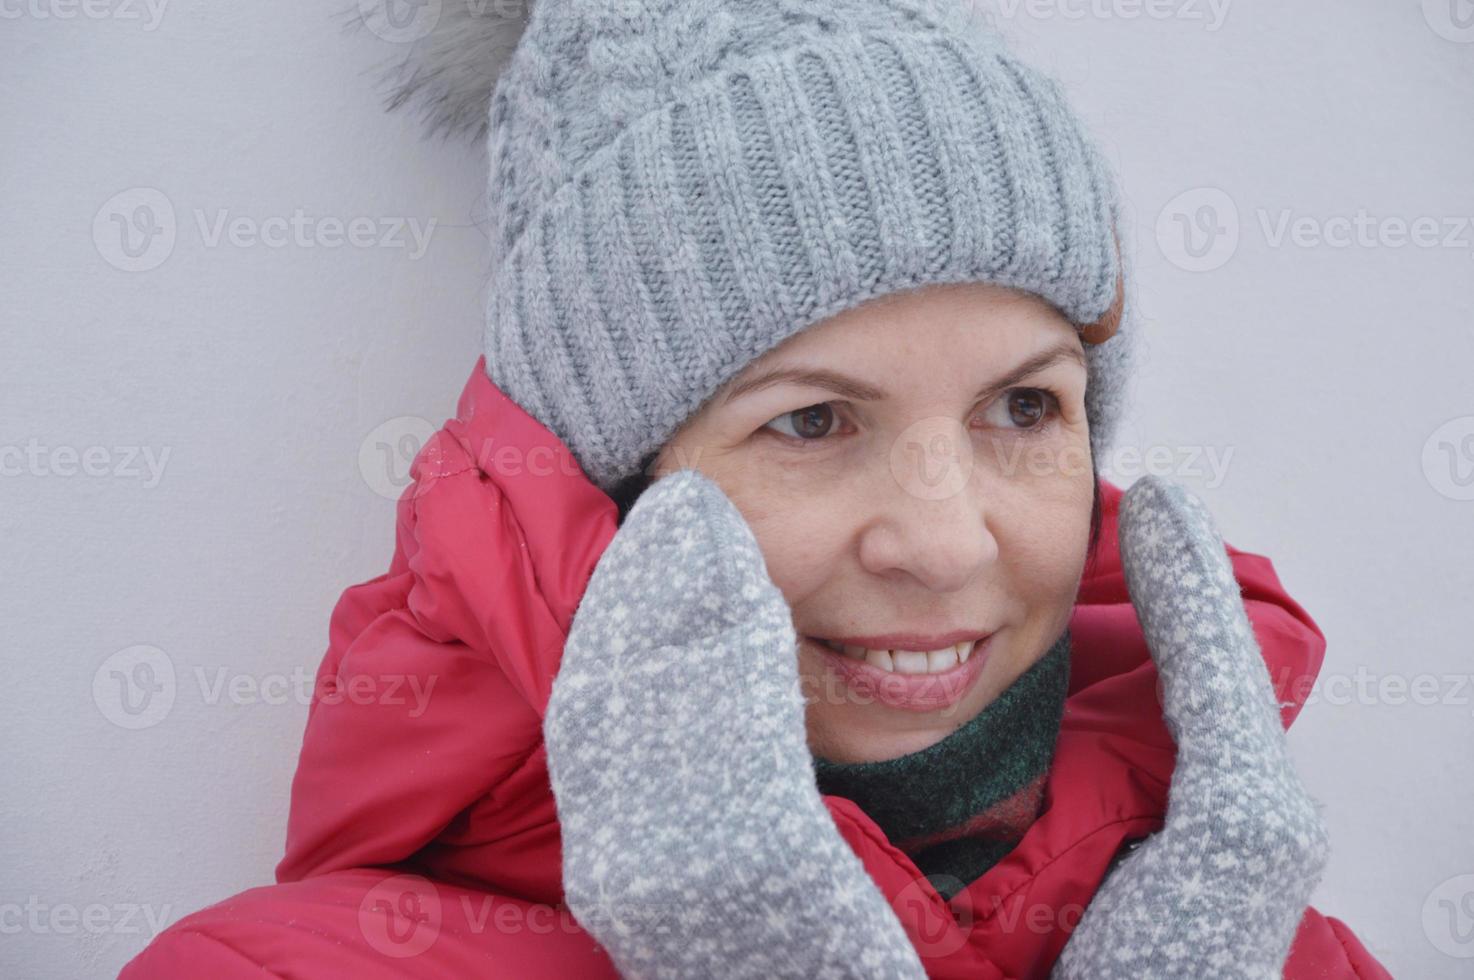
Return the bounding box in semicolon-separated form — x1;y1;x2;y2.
543;467;928;980
1052;475;1332;979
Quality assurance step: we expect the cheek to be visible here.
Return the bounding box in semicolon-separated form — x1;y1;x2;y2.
994;466;1094;601
740;494;843;609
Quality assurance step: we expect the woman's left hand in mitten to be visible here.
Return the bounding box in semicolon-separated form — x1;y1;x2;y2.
1053;476;1332;979
543;467;927;980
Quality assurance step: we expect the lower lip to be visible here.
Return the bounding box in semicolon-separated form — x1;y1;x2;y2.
806;635;994;712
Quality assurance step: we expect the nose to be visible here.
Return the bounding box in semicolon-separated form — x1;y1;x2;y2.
855;465;1000;594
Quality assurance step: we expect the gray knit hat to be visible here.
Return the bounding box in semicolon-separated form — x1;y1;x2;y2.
364;0;1135;493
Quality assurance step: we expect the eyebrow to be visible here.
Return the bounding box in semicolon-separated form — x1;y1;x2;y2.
720;340;1087;406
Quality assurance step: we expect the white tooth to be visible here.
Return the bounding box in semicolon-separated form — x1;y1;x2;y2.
957;641;974;663
842;644;866;660
928;648;958;672
865;649;894;672
892;650;929;674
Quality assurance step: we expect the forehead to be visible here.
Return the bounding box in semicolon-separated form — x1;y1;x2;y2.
739;282;1079;377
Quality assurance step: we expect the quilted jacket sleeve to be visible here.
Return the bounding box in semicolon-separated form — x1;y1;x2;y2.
275;428;561;886
271;359;627;904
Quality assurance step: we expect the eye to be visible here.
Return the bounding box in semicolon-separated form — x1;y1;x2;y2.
979;387;1062;433
760;403;841;444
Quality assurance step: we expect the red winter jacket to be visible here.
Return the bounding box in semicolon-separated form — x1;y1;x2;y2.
122;357;1393;978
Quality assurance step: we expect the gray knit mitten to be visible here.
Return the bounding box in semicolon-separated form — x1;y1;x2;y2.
543;468;927;980
1052;476;1332;979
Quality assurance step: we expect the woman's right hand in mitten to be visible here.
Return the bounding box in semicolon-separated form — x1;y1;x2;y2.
542;467;927;980
1053;476;1332;979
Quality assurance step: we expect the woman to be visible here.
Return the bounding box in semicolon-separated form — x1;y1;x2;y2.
122;0;1391;975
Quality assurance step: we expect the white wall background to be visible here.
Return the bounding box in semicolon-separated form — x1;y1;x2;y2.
3;1;1470;976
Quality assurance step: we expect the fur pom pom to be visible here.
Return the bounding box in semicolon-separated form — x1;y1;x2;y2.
344;0;535;142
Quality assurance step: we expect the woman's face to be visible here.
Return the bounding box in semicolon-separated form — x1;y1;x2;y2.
651;281;1095;763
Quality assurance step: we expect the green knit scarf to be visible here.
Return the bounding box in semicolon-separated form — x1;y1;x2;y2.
811;629;1072;901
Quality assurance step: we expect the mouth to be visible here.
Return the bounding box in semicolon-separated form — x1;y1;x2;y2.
802;633;995;713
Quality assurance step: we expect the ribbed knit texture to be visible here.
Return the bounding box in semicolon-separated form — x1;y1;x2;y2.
812;629;1071;902
481;0;1136;492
